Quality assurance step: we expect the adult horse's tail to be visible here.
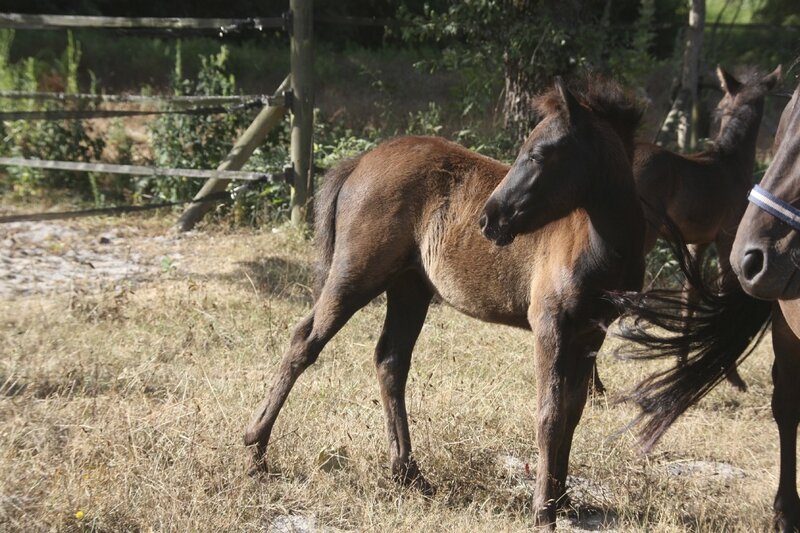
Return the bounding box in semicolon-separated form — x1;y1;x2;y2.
608;223;772;450
313;155;363;297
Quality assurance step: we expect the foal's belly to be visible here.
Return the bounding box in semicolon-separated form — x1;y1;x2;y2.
420;226;535;329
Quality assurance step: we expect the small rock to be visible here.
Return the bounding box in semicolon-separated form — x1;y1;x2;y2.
268;515;318;533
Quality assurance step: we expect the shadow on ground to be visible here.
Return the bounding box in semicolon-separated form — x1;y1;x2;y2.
220;256;315;305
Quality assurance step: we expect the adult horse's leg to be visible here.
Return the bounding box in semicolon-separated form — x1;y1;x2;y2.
531;308;596;529
714;234;748;391
770;306;800;532
374;271;433;494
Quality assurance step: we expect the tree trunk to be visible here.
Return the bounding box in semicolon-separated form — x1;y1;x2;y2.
503;60;539;147
661;0;705;151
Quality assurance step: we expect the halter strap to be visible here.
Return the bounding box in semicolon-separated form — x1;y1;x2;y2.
748;184;800;232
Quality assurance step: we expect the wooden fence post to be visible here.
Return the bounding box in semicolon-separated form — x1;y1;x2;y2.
289;0;314;226
175;76;290;232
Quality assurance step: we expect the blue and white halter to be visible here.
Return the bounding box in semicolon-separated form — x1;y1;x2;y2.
748;184;800;232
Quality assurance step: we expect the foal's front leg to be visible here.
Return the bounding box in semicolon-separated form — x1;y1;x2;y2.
530;309;593;529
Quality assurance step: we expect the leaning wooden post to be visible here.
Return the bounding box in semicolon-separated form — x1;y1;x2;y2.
289;0;314;226
175;76;290;232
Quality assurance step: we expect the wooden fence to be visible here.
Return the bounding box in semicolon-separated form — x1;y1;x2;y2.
0;1;316;232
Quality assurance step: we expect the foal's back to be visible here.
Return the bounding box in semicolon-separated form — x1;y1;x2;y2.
634;142;748;248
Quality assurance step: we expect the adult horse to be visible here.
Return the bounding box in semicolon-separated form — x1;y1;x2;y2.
612;77;800;531
244;77;646;528
593;66;780;394
731;76;800;532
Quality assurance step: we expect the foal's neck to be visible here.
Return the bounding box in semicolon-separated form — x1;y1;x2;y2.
713;103;764;175
584;145;644;262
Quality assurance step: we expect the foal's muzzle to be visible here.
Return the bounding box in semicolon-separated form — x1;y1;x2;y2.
479;198;516;246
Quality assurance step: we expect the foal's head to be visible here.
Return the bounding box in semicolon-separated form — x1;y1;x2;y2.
714;65;781;150
480;77;642;245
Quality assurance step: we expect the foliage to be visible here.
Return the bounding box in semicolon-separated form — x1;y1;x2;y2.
399;0;684;139
608;0;659;85
146;44;246;201
756;0;800;24
0;30;105;201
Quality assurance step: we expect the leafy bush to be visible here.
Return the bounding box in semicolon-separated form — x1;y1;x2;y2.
0;30;105;201
146;44;248;202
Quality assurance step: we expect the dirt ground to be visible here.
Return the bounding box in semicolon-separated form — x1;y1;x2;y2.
0;214;784;532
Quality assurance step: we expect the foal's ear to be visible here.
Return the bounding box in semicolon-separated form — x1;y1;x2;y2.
762;65;782;91
555;77;585;127
717;66;743;95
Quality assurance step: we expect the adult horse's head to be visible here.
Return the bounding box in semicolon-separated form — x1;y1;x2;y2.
731;77;800;300
479;77;642;246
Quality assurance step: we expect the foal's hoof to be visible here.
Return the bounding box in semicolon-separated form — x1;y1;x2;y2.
534;504;558;530
774;511;800;533
726;369;748;393
392;459;435;497
555;491;572;511
246;446;270;477
247;460;269;478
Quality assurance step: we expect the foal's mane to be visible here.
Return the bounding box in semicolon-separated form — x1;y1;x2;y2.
535;76;644;158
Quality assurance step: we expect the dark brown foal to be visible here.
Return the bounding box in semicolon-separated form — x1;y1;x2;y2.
245;77;646;529
612;65;781;393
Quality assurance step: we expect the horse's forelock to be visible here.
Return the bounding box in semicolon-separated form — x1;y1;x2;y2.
533;76;644;154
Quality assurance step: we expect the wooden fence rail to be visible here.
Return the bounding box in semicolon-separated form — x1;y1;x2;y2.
0;1;315;231
0;157;275;182
0;91;279;107
0;13;283;31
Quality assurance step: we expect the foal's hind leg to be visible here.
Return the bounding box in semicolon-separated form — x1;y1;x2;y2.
589;361;606;396
244;272;383;473
770;306;800;532
374;271;433;495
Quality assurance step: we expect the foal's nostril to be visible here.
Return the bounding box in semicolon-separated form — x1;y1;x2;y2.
741;249;765;281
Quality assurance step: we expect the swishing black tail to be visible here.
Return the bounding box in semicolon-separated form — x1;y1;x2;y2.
607;222;772;450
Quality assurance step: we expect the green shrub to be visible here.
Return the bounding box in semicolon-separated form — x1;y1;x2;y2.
0;30;105;201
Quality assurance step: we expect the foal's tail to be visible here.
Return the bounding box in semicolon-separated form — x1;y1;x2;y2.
607;220;772;450
313;155;363;297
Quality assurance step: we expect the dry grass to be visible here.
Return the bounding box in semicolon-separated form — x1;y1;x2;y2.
0;215;782;532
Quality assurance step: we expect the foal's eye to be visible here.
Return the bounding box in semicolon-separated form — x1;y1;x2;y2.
530;151;545;163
